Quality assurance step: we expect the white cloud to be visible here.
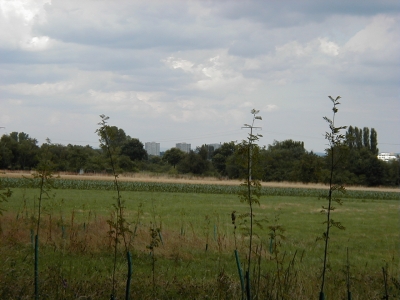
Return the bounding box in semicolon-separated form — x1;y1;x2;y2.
319;38;339;56
8;99;23;106
2;81;75;96
20;35;51;51
86;89;167;116
240;101;254;109
0;0;52;50
48;111;62;125
169;108;217;123
163;57;195;72
344;15;399;54
163;52;261;95
264;104;279;112
275;41;313;58
0;104;13;124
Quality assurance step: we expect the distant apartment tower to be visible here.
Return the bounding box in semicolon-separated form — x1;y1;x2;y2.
145;142;160;156
176;142;191;153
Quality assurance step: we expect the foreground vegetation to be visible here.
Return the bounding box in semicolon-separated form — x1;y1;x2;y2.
1;183;398;299
1;103;399;299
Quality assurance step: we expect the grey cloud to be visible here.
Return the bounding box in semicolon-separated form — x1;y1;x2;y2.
1;0;399;152
211;0;400;25
300;0;400;16
35;1;228;51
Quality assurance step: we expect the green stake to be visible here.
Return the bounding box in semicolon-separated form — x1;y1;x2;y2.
234;250;245;300
125;251;132;300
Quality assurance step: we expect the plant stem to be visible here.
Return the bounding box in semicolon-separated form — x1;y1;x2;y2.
320;113;336;295
321;97;343;295
34;234;39;300
34;155;49;300
247;117;255;285
36;173;44;236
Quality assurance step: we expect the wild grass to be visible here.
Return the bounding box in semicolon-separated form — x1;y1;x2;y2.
1;187;398;299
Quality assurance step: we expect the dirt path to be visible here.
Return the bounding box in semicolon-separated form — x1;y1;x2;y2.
1;171;399;193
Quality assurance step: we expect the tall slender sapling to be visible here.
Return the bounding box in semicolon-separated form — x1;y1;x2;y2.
319;96;347;299
237;109;263;299
33;138;54;300
96;115;132;300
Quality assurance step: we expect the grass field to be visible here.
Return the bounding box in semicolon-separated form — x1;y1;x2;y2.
0;174;399;299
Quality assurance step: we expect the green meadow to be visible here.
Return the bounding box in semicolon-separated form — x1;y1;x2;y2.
0;181;399;299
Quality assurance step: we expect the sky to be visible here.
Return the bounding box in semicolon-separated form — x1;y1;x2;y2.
0;0;399;153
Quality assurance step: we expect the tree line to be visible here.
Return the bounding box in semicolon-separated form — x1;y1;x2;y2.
0;126;398;186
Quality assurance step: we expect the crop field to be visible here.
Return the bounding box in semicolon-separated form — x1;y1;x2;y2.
0;175;399;299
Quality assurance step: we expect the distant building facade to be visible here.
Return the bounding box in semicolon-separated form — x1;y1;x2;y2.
145;142;160;156
176;143;191;153
377;152;398;162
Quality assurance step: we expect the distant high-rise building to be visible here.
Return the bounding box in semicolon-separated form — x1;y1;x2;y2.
176;142;191;153
145;142;160;156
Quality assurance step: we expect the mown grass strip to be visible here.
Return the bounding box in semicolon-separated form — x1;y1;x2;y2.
1;177;398;200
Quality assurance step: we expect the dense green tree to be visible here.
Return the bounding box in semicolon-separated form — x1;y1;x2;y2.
138;155;168;173
294;152;323;183
0;132;39;170
268;139;305;152
65;144;97;172
364;155;385;186
261;139;306;182
363;127;370;149
341;126;390;186
338;147;381;186
225;154;242;179
85;149;105;172
346;126;355;149
121;138;147;161
46;143;69;171
118;155;138;172
370;128;378;155
18;137;39;169
211;141;236;176
95;121;147;170
104;126;128;150
354;127;363;149
177;150;209;175
9;132;19;142
0;134;18;169
162;148;185;168
383;159;400;186
197;144;209;161
149;156;162;164
350;126;378;154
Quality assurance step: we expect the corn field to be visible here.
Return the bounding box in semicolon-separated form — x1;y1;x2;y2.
1;177;398;200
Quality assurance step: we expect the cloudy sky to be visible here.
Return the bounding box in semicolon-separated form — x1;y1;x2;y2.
1;0;399;153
